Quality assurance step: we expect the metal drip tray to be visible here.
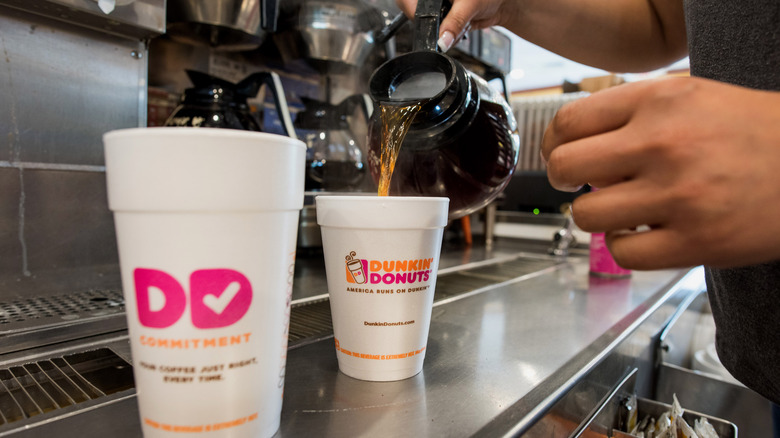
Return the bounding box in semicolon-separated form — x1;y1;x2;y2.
0;251;562;435
289;297;333;348
434;255;559;301
1;254;560;353
0;290;124;329
0;290;127;354
287;254;560;349
0;348;134;431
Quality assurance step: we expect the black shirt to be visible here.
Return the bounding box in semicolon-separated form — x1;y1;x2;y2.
684;0;780;405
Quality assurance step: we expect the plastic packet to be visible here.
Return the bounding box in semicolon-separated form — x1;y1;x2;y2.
671;394;698;438
677;417;698;438
693;418;719;438
623;394;719;438
655;411;672;436
631;414;650;435
643;416;657;438
626;394;639;432
670;395;683;438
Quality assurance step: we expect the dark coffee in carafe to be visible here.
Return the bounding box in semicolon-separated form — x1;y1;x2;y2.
367;51;520;219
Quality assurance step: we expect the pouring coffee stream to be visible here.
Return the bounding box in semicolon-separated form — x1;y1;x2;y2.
376;102;422;196
368;0;520;219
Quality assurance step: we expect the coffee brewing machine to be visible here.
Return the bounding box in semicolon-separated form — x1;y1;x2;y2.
147;0;513;249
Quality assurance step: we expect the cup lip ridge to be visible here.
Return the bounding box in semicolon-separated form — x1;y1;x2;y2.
315;195;449;204
103;127;305;147
315;195;450;229
104;127;306;212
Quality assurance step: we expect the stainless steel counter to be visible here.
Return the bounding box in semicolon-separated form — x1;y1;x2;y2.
0;238;704;437
280;242;698;437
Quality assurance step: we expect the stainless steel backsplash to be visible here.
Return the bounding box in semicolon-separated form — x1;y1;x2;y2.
0;0;371;302
0;5;152;299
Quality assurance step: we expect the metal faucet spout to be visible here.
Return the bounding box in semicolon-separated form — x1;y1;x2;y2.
549;203;576;257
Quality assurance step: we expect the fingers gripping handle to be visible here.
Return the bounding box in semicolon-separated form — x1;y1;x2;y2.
413;0;450;52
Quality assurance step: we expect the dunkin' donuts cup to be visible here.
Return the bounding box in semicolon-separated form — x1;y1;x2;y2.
316;196;449;381
103;128;305;438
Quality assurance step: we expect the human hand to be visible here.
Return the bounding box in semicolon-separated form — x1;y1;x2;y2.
541;77;780;269
395;0;519;51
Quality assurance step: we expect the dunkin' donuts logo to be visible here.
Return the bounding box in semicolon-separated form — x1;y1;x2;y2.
134;268;252;329
345;251;433;285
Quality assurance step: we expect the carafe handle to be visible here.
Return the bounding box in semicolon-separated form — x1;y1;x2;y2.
413;0;449;52
341;94;375;122
374;12;408;45
238;72;297;139
261;0;279;32
373;0;450;49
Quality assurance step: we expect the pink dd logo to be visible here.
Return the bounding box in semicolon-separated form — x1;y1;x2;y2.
133;268;252;329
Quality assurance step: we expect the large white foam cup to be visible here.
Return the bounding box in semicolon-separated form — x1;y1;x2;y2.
104;128;305;437
316;195;449;381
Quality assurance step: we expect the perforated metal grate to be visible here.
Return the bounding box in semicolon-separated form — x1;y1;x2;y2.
0;290;124;326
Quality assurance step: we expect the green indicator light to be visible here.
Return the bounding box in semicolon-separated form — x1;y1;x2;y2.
533;208;540;215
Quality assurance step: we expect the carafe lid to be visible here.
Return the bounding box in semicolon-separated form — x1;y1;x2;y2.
369;51;471;132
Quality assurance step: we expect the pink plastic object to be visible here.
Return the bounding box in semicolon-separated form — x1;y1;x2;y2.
589;232;631;278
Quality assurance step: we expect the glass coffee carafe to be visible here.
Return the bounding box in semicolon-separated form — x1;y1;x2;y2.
295;94;373;192
165;69;296;137
366;0;520;219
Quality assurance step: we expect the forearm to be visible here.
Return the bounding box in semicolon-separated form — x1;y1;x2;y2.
490;0;688;72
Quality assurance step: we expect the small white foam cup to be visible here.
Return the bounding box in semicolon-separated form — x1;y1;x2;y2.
104;128;305;438
316;195;449;381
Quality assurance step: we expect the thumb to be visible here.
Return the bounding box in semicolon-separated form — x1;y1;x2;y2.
438;2;474;51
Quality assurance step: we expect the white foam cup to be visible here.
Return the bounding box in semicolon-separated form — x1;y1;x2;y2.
316;195;449;381
104;127;305;437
